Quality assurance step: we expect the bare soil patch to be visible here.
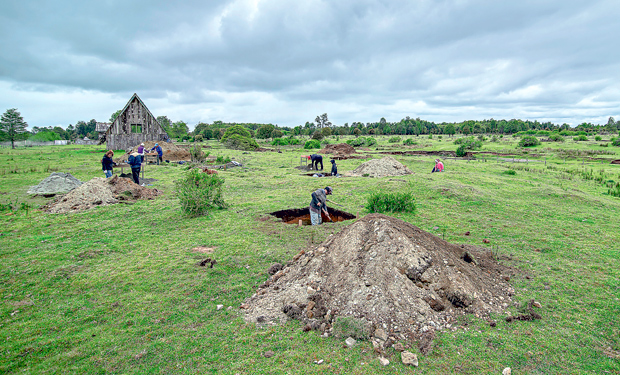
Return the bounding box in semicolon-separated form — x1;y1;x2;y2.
244;214;515;339
347;156;413;178
115;141;190;162
319;143;356;155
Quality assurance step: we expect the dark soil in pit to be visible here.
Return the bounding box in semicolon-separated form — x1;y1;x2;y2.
270;207;356;225
302;173;337;178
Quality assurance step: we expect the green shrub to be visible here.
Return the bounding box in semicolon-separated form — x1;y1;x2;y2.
221;125;252;143
312;130;324;141
331;316;369;339
287;137;300;145
572;135;588;141
271;138;288;146
190;143;209;162
403;138;417;146
428;134;433;139
536;130;550;136
271;129;283;138
304;139;321;149
456;145;467;157
612;138;620;147
388;136;401;143
502;170;517;175
518;136;540;147
549;134;564;142
595;135;602;141
175;169;228;216
454;136;482;155
346;137;377;147
477;134;486;141
490;135;499;142
365;191;416;213
224;134;259;150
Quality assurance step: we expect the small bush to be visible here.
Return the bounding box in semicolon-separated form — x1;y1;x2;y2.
518;136;540;147
388;136;401;143
477;134;486;141
304;139;321;149
271;138;288;146
312;130;324;141
490;135;499;142
456;145;467;157
502;170;517;175
175;169;228;216
190;143;208;162
403;138;417;146
612;138;620;147
573;135;588;142
454;136;482;155
595;135;602;141
365;191;416;213
428;134;433;139
346;137;377;147
549;134;564;142
331;316;369;339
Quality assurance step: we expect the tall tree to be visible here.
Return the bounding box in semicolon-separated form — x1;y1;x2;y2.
109;109;122;123
315;113;332;128
0;108;28;149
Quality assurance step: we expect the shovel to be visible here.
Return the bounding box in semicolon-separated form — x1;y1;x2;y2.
326;199;344;207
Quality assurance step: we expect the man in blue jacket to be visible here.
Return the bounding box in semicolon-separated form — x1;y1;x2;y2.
128;152;142;185
150;143;163;165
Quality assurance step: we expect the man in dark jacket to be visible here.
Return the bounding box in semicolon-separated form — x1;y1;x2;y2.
309;186;332;225
128;152;142;185
330;159;338;176
150;143;163;165
310;154;323;170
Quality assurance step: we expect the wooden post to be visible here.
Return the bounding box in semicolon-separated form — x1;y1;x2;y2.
298;219;302;227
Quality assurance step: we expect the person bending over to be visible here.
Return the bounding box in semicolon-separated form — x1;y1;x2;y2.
128;152;143;184
310;154;323;170
309;186;332;225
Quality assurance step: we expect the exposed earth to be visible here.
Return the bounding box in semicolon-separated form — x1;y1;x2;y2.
27;172;83;196
347;156;413;177
244;214;515;341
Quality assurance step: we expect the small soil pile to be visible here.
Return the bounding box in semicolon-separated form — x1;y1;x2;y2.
320;143;356;155
28;172;83;196
244;214;514;338
348;156;412;177
116;141;190;162
45;176;160;213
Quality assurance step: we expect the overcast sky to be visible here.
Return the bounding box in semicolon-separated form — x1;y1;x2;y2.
1;0;619;130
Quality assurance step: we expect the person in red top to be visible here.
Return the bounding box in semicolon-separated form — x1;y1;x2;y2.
432;159;444;173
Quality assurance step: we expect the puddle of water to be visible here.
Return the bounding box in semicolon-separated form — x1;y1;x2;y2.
270;207;356;225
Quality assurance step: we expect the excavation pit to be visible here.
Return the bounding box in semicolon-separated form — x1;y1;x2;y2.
302;173;336;178
270;207;356;225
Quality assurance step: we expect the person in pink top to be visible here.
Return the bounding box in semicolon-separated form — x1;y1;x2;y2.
432;159;444;173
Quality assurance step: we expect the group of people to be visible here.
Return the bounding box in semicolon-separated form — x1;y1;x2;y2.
101;142;164;185
304;154;338;176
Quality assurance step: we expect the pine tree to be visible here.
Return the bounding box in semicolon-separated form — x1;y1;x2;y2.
0;108;28;149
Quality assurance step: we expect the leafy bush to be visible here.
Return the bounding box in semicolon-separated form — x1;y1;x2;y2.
29;131;61;142
215;155;231;163
612;138;620;147
502;170;517;175
595;135;602;141
518;136;541;147
194;134;204;142
365;191;416;213
175;169;228;216
271;138;288;146
331;316;369;339
221;125;252;143
454;137;482;155
403;138;417;145
224;134;259;150
477;134;486;141
346;137;377;147
575;135;588;141
271;129;283;138
428;134;433;139
549;134;564;142
490;135;499;142
536;130;550;136
312;130;324;141
456;145;467;157
190;143;209;162
388;136;401;143
304;139;321;149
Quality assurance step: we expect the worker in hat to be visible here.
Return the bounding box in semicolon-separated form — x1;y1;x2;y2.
309;186;332;225
137;143;145;155
309;154;323;170
150;143;163;165
127;152;143;184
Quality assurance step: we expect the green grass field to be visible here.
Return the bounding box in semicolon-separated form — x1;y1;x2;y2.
1;135;619;374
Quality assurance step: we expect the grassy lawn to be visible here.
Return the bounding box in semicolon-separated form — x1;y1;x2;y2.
1;136;619;374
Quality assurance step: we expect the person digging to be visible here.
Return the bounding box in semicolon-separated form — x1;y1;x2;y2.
309;186;333;225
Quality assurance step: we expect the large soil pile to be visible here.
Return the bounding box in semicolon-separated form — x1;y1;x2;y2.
28;172;83;195
319;143;356;155
116;141;190;162
45;176;160;213
244;214;514;338
348;156;412;177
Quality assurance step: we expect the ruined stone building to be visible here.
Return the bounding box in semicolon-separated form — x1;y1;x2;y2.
99;93;170;150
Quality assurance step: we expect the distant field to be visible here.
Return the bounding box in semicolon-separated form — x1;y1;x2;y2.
1;135;619;374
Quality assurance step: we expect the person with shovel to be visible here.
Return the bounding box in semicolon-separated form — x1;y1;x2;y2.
310;186;332;225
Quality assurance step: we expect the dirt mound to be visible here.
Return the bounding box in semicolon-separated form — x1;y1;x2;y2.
348;156;412;177
44;176;160;213
320;143;356;155
28;172;83;195
244;214;515;337
611;160;620;165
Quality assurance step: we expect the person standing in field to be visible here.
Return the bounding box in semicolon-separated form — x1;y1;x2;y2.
309;186;332;225
128;152;142;184
137;143;145;155
150;143;163;165
101;150;116;178
432;159;444;173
